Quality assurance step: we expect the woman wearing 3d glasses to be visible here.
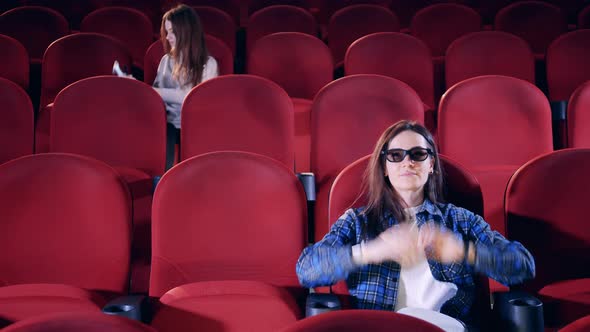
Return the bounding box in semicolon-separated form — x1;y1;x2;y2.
296;120;535;331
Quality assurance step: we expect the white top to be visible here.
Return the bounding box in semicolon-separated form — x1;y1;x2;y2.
393;206;464;332
153;54;218;128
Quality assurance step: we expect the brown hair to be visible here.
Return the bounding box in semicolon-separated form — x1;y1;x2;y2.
161;4;208;87
361;120;444;239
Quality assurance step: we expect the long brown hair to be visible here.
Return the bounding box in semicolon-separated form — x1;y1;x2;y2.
361;120;444;239
161;4;208;87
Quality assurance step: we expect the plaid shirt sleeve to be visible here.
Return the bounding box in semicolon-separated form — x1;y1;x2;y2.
460;208;536;285
296;209;360;288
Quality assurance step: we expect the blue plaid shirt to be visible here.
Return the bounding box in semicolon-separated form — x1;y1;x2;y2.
296;199;535;324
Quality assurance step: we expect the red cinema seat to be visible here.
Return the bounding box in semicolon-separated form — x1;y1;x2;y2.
180;75;295;168
494;1;567;60
438;75;553;237
81;7;154;70
149;151;307;332
345;32;435;111
0;6;68;65
0;77;33;165
560;315;590;332
311;74;424;242
314;0;392;25
0;153;131;324
445;31;535;89
247;32;332;172
49;76;166;293
248;32;332;100
1;312;156;332
247;5;317;52
410;3;482;59
327;4;399;69
36;33;132;153
546;30;590;103
280;310;444;332
0;34;29;91
506;149;590;327
192;6;237;55
23;0;98;30
567;81;590;148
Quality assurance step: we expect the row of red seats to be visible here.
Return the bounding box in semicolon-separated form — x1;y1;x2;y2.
3;1;590;68
2;73;590;294
2;0;589;29
3;24;590;114
2;72;590;224
0;146;588;330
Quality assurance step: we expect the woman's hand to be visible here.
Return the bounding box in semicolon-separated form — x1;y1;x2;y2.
353;223;424;267
418;223;470;264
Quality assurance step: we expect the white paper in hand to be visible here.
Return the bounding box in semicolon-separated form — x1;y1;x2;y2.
112;60;126;77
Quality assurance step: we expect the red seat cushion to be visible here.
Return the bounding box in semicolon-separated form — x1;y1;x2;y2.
151;281;300;332
0;284;104;323
539;279;590;326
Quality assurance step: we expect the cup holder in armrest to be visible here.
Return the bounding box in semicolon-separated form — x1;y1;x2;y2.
493;291;544;332
102;295;151;323
305;293;341;317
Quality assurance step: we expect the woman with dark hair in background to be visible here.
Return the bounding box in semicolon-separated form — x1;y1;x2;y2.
296;120;535;330
154;4;218;169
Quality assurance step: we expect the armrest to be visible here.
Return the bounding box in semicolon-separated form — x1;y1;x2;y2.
492;290;544;332
550;100;567;122
102;295;152;323
296;172;316;202
305;292;341;317
297;172;316;243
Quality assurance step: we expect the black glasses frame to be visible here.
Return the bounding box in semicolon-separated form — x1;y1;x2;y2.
381;147;433;163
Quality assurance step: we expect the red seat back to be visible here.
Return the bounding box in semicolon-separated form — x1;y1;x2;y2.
193;6;237;55
567;81;590;148
505;149;590;293
445;31;535;89
0;153;131;293
328;4;399;66
104;0;163;34
0;6;69;63
247;5;317;52
345;32;434;109
181;75;295;167
0;34;29;91
546;30;590;102
1;312;156;332
311;74;424;241
81;7;153;69
50;76;166;176
438;75;553;234
410;3;481;58
150;151;307;297
40;33;131;109
314;0;392;24
494;1;567;57
248;32;332;99
0;78;33;165
281;310;444;332
24;0;99;30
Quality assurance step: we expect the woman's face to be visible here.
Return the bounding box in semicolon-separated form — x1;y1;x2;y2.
384;130;434;196
165;20;176;50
